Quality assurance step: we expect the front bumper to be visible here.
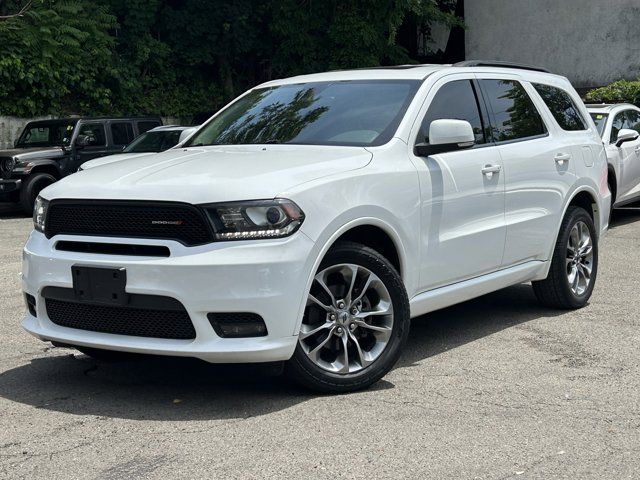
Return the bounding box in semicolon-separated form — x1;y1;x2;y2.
22;230;318;363
0;178;21;197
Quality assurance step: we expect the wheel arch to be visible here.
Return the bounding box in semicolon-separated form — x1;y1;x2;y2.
607;163;617;206
293;217;409;336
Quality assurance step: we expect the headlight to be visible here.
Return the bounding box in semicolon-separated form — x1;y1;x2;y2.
203;199;305;240
33;196;49;233
1;157;15;177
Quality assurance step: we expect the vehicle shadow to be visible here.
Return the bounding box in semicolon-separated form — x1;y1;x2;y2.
0;203;27;219
609;203;640;229
0;284;564;421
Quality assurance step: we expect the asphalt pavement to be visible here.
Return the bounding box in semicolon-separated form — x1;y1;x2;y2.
1;202;639;479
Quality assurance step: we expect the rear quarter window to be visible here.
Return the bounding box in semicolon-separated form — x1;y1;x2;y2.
533;84;587;131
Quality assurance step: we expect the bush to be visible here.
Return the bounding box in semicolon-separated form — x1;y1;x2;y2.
585;79;640;106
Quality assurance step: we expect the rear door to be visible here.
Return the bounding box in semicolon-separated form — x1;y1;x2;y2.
477;76;578;267
409;75;506;291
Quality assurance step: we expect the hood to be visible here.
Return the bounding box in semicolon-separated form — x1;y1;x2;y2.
0;147;65;161
43;144;372;203
81;152;155;170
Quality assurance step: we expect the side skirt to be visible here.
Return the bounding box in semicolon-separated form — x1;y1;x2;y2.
409;261;549;318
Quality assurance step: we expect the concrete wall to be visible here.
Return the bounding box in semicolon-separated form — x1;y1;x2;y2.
465;0;640;88
0;116;183;150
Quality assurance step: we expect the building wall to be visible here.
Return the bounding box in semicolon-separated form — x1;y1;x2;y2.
465;0;640;88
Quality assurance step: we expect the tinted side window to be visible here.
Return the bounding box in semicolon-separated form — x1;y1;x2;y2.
111;122;134;145
78;123;106;147
481;80;546;142
611;113;626;143
138;121;161;134
419;80;486;145
533;84;587;131
625;110;640;134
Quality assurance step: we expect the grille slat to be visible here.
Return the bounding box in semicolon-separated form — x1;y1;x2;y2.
46;201;213;246
45;298;196;340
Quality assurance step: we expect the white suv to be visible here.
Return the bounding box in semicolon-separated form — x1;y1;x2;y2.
23;62;610;392
587;103;640;212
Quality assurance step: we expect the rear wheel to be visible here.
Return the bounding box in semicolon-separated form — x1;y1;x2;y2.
20;173;56;215
286;241;410;393
532;206;598;309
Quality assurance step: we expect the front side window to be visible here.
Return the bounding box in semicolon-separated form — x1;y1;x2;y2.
185;80;420;148
589;113;608;137
624;110;640;134
533;84;587;131
123;130;183;153
480;80;546;142
111;122;135;146
16;121;77;148
418;80;487;145
78;123;106;147
610;113;626;144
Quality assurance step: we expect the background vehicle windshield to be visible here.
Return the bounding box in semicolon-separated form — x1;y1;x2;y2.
123;130;183;153
590;112;608;137
185;80;420;147
16;121;77;148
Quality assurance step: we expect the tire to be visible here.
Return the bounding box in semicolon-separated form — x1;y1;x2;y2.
532;206;598;309
286;241;410;393
75;346;139;362
19;173;56;215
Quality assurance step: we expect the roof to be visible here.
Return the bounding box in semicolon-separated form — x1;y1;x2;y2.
258;61;565;87
26;116;162;125
585;103;638;113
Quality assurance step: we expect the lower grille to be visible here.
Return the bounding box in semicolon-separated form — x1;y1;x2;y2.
45;297;196;340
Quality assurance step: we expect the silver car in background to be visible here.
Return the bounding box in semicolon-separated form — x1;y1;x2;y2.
587;103;640;211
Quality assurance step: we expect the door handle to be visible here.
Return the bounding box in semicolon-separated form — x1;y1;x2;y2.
481;164;501;178
554;153;571;164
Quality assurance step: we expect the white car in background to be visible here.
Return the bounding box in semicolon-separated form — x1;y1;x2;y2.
23;62;609;392
79;125;198;170
587;104;640;211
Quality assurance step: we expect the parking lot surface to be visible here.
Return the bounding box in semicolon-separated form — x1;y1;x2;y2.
1;203;639;479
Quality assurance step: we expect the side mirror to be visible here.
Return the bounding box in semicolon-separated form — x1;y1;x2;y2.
75;135;89;148
414;119;475;156
615;128;639;147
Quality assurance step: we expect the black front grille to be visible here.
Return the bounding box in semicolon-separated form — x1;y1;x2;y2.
46;200;214;246
45;296;196;340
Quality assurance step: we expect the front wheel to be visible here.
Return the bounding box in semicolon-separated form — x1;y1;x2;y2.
532;206;598;309
19;173;56;215
286;241;410;393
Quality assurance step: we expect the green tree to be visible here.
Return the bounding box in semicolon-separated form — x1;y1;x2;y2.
0;0;117;116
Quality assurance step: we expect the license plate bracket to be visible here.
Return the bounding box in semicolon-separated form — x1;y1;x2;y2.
72;265;129;306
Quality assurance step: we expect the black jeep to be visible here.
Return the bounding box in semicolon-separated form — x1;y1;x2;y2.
0;116;162;214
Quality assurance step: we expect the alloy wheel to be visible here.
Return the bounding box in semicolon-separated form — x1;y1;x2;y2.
299;263;394;374
566;220;593;296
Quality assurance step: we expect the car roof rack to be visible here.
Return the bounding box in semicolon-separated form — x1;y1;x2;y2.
454;60;550;73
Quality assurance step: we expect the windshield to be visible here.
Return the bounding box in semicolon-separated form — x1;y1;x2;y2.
589;112;608;137
16;121;77;148
123;130;183;153
185;80;420;148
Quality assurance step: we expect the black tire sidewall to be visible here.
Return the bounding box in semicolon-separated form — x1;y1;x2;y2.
287;242;410;392
20;173;56;215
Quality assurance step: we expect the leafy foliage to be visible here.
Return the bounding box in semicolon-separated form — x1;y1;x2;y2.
0;0;462;118
585;79;640;106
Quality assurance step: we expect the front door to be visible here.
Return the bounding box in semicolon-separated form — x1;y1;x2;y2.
410;76;506;291
74;122;110;169
612;109;640;203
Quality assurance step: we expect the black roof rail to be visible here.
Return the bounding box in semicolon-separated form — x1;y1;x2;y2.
454;60;550;73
